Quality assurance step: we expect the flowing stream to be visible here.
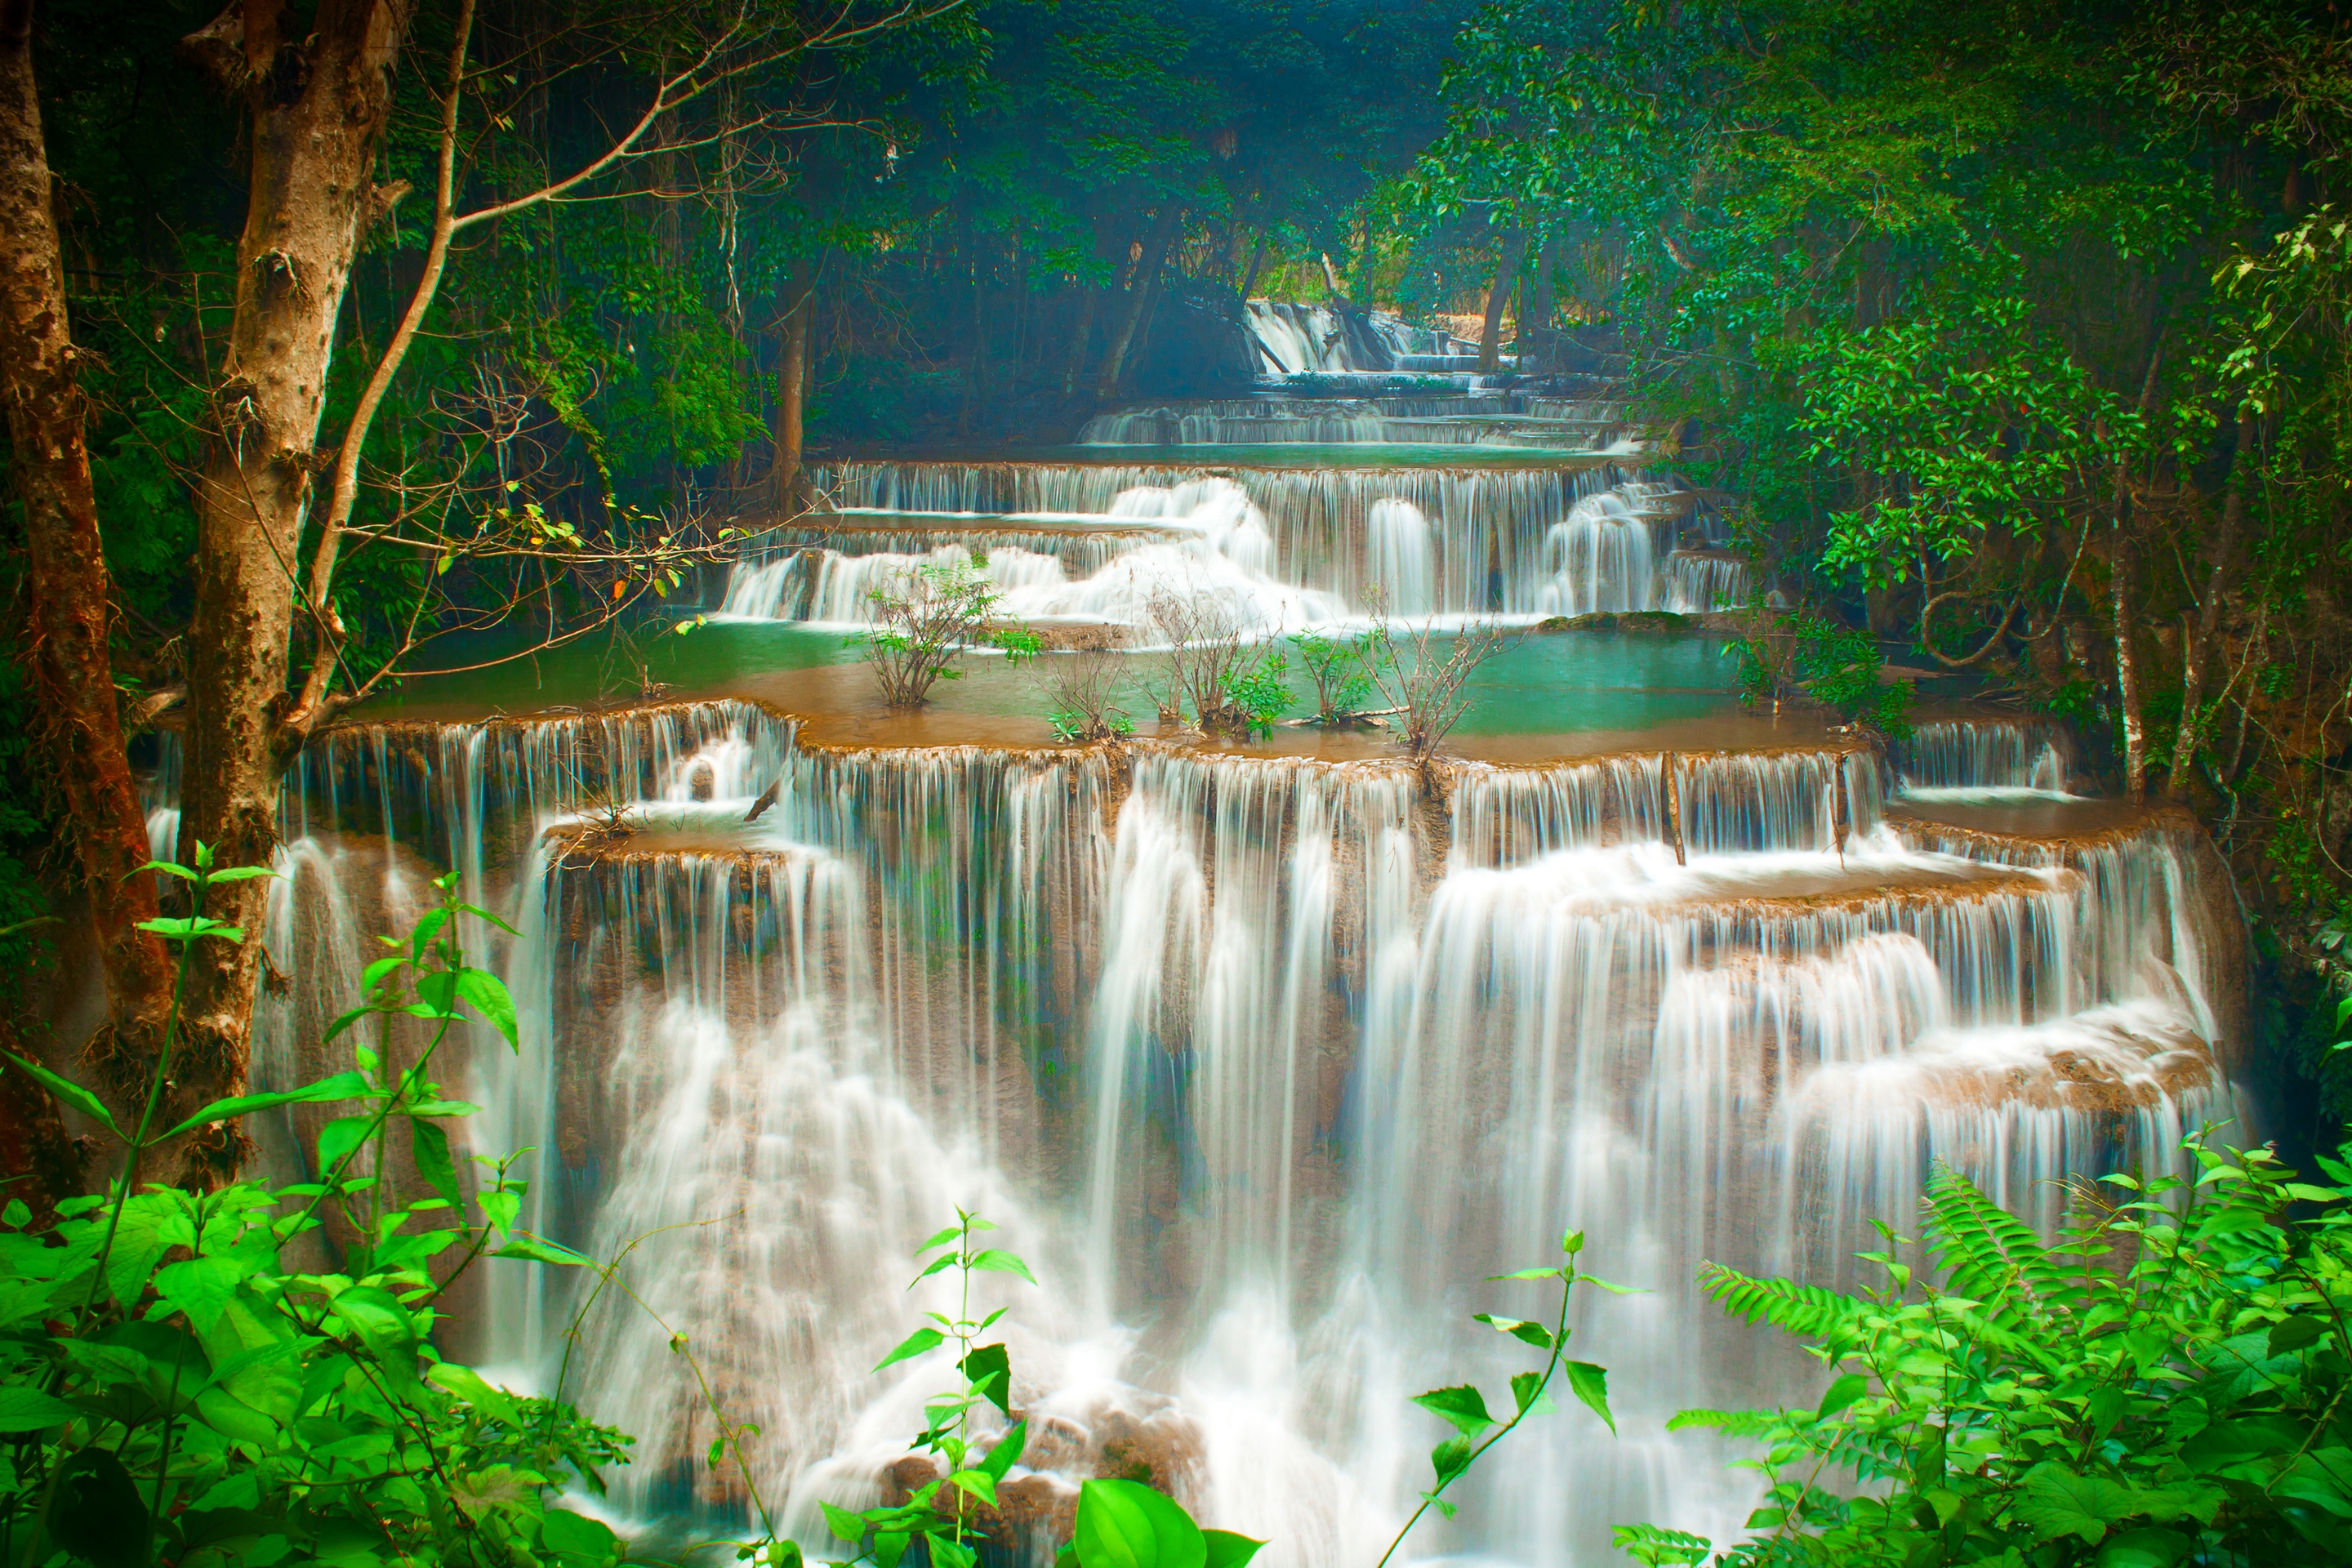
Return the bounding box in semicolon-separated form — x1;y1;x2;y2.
194;371;2251;1567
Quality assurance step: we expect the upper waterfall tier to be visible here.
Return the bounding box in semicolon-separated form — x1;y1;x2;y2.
732;463;1745;625
1244;301;1467;374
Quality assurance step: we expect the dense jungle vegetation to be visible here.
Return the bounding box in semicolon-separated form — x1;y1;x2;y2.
7;0;2352;1561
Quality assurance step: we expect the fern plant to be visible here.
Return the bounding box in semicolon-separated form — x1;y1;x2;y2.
1617;1138;2352;1565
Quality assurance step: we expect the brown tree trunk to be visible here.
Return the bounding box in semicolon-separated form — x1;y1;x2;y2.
1091;205;1182;405
1477;229;1526;372
2165;411;2256;799
0;0;173;1112
770;264;813;513
2111;528;2146;803
176;0;415;1177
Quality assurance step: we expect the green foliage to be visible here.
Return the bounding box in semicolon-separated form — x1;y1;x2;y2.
1375;1231;1624;1564
0;853;640;1568
853;562;1038;708
1214;652;1291;741
1625;1136;2352;1565
1287;630;1375;723
826;1214;1038;1568
1736;615;1914;740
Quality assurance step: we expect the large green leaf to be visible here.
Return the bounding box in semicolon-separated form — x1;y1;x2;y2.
1411;1383;1495;1439
1566;1361;1615;1434
1075;1480;1205;1568
0;1385;78;1432
1200;1532;1263;1568
2015;1465;2145;1546
873;1325;944;1373
409;1117;464;1210
7;1054;119;1137
156;1072;372;1143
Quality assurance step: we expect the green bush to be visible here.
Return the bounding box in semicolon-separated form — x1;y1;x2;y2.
0;851;665;1568
1619;1137;2352;1566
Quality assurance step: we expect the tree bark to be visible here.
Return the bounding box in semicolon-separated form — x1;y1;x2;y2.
0;0;173;1108
1091;205;1182;405
176;0;416;1175
2112;528;2147;802
1477;229;1526;373
769;263;815;513
2165;411;2256;799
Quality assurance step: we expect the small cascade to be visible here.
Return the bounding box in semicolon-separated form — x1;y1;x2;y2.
1661;552;1750;612
1895;718;2073;794
1244;303;1453;374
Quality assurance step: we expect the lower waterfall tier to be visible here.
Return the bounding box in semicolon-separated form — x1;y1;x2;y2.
195;704;2250;1568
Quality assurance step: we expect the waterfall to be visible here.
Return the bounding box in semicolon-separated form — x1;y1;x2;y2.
1895;718;2072;794
228;339;2260;1568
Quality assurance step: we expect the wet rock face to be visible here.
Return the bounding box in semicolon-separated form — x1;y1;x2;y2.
691;761;717;801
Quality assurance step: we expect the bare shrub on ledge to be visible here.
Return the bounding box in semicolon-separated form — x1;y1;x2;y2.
1360;612;1517;777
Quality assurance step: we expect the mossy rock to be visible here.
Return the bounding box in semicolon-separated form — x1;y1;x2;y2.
1535;610;1699;634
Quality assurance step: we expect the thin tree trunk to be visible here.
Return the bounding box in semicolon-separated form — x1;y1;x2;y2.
1092;205;1182;404
770;263;813;512
1477;229;1526;372
2112;531;2146;801
0;0;172;1128
1238;230;1267;301
177;0;415;1175
2166;411;2256;799
1061;286;1099;398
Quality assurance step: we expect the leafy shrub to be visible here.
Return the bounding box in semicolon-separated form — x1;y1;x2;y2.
854;561;1040;707
1619;1137;2352;1565
1288;630;1376;723
1735;613;1913;740
0;849;654;1568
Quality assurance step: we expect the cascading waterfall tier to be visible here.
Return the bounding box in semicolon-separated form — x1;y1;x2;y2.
216;425;2238;1568
758;461;1743;622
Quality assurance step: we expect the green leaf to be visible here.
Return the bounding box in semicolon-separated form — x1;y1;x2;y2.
427;1362;523;1428
1472;1313;1554;1350
8;1054;119;1136
0;1384;78;1432
541;1508;620;1566
332;1285;418;1368
1074;1479;1205;1568
155;1071;372;1143
1815;1372;1868;1420
494;1233;595;1267
410;1118;464;1210
2093;1529;2189;1568
820;1502;866;1545
1565;1361;1615;1434
1508;1370;1552;1416
2015;1464;2142;1546
874;1326;945;1373
962;1342;1013;1414
52;1446;148;1568
967;1247;1037;1283
979;1421;1027;1481
151;1254;248;1334
1200;1532;1263;1568
456;967;519;1048
1428;1436;1474;1489
317;1115;373;1177
1411;1383;1495;1439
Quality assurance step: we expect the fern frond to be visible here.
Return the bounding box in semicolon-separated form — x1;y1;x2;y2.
1698;1262;1869;1339
1665;1405;1788;1437
1922;1164;2066;1333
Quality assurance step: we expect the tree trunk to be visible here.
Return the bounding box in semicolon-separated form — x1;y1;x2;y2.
1091;205;1182;404
176;0;415;1178
2111;528;2146;803
0;0;173;1114
1238;230;1267;302
2165;411;2256;799
770;264;814;513
1477;229;1526;372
